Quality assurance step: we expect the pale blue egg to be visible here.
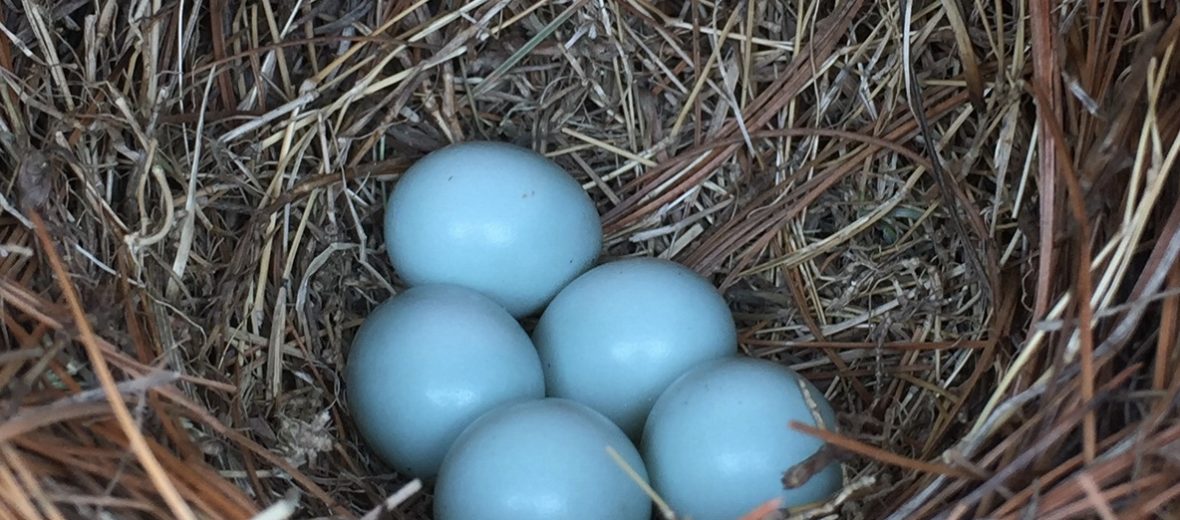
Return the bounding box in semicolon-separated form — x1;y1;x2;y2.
384;141;602;318
434;398;651;520
533;258;737;438
642;358;843;520
345;285;544;479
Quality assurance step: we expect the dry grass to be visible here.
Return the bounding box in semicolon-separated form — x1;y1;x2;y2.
0;0;1178;518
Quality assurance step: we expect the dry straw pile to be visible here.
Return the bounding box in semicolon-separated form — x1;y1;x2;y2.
0;0;1177;518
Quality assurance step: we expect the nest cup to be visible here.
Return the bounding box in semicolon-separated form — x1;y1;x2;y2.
0;1;1178;519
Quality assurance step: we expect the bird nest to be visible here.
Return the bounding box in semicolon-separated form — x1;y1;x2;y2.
0;0;1178;518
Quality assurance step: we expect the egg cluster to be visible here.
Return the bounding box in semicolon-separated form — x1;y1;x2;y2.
346;141;843;520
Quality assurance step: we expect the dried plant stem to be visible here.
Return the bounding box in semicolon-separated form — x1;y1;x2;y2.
27;211;195;520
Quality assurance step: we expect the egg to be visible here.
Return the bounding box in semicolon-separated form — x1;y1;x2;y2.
434;398;651;520
384;141;602;318
641;358;843;520
345;284;544;479
532;258;736;437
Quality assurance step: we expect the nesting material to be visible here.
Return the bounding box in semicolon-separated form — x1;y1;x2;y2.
0;1;1178;519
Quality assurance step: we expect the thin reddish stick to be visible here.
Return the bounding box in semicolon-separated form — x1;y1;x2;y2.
1025;78;1099;464
1156;264;1179;389
1029;0;1060;324
789;421;971;479
738;498;782;520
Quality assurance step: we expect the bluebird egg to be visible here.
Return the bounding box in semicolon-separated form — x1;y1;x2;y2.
642;358;843;520
434;398;651;520
533;258;737;437
345;285;544;479
384;141;602;317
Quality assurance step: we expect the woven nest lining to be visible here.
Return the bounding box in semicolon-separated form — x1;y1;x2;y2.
0;0;1178;519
